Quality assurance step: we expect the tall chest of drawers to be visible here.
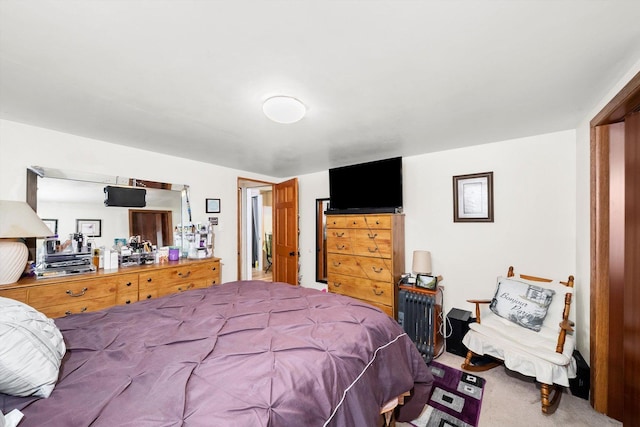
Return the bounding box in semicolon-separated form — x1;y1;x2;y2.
326;213;405;318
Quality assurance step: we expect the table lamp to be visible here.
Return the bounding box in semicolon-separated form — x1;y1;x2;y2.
412;250;432;276
0;200;54;285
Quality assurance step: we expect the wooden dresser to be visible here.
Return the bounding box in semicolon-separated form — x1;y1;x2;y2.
0;258;221;318
326;213;405;317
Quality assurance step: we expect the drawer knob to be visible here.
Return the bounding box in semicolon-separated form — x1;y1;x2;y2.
332;282;341;288
66;287;88;297
147;278;152;282
372;267;384;273
336;244;345;250
125;300;131;304
212;267;217;271
178;271;192;278
334;232;344;237
367;233;377;239
64;307;87;316
146;294;152;299
126;282;132;287
332;261;341;267
376;221;380;225
368;247;379;253
373;289;384;296
178;284;194;292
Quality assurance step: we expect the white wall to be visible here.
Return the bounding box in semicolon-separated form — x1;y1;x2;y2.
0;119;276;284
1;112;622;366
298;130;578;341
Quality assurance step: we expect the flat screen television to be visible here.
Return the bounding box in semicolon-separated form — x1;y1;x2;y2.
328;157;403;213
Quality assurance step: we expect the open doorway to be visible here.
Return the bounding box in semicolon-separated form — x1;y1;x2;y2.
238;178;273;282
237;177;299;285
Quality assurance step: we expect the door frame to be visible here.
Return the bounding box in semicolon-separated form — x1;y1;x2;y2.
590;71;640;420
237;177;274;280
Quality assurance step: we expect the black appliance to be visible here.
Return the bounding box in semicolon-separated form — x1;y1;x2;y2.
328;156;403;214
104;186;146;207
569;350;590;400
446;308;473;357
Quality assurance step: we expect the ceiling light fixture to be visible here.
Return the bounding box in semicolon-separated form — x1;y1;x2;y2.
263;96;306;124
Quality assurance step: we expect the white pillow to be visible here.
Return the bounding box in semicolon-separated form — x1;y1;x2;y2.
0;409;24;427
489;277;555;332
0;297;66;397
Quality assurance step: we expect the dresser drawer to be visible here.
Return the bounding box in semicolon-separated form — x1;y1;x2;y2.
0;287;27;302
328;273;393;306
115;292;138;306
27;278;116;308
328;254;393;282
114;273;139;293
208;260;221;285
353;229;392;258
39;295;116;318
327;231;354;255
139;263;212;290
156;279;211;298
326;216;348;228
344;215;391;229
327;254;364;277
357;257;393;282
366;300;394;317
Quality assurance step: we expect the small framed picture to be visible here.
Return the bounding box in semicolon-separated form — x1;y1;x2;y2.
76;219;102;237
206;198;221;213
42;219;58;235
453;172;494;222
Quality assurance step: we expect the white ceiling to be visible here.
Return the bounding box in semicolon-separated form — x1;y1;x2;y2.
1;1;639;177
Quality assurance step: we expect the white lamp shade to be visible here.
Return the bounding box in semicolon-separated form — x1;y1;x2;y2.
0;200;53;238
412;250;432;275
0;200;53;285
263;96;306;124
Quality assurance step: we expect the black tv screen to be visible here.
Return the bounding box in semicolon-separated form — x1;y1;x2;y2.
328;157;403;213
104;186;147;208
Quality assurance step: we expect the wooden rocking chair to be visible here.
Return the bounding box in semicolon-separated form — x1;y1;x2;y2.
460;266;576;414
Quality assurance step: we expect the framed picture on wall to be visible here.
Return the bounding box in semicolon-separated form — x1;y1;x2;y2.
42;219;58;235
453;172;494;222
206;198;221;213
76;219;102;237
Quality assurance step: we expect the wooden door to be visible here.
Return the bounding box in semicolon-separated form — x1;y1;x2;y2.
129;210;173;247
273;178;299;285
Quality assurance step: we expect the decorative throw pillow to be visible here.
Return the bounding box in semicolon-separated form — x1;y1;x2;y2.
489;277;555;332
0;297;66;397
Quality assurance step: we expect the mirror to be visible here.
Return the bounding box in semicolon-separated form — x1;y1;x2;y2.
27;166;190;261
315;198;330;283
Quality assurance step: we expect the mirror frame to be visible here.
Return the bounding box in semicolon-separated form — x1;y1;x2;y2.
26;166;190;260
315;198;330;284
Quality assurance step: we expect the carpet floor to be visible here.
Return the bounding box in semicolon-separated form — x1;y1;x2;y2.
407;361;484;427
398;352;621;427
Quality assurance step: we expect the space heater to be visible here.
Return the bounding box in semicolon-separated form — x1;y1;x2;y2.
398;287;442;362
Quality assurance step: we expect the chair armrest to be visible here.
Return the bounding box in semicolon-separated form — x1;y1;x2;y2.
555;319;575;353
466;299;492;304
466;299;493;323
559;319;575;333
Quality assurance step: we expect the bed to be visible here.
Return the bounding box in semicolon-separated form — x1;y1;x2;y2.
1;280;432;426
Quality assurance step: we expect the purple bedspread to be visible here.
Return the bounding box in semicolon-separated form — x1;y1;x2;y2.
1;281;432;426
